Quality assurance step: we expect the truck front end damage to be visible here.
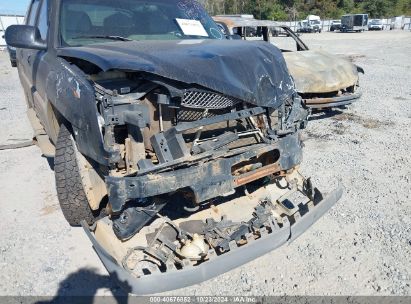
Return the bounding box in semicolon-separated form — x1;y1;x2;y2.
59;40;342;293
83;74;341;294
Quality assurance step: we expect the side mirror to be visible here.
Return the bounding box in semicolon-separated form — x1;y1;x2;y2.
5;25;46;50
228;34;242;40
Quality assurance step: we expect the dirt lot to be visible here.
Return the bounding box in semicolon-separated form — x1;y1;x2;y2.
0;30;410;298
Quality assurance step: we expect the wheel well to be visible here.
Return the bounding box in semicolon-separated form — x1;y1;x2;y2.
47;102;68;144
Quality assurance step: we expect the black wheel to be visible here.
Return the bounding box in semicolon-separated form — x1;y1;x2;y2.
10;60;17;67
54;124;97;226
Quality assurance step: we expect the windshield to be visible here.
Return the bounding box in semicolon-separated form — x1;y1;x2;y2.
310;20;321;25
59;0;224;46
371;19;382;24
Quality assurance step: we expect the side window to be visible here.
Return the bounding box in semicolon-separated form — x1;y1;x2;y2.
37;0;48;41
270;27;298;52
27;0;40;26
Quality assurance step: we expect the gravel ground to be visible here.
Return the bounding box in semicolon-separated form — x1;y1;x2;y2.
0;30;410;298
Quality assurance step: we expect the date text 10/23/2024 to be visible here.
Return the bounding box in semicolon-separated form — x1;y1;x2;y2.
149;296;257;303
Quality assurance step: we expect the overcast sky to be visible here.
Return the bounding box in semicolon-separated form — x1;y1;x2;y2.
0;0;30;15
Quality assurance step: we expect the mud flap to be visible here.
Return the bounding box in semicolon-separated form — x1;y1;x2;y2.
81;185;343;295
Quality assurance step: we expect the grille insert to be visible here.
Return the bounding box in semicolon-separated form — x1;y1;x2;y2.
181;90;241;109
177;108;216;121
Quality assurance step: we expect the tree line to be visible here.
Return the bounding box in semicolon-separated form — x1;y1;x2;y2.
200;0;411;20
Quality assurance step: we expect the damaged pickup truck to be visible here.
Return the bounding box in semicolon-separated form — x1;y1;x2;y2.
214;16;365;109
6;0;343;294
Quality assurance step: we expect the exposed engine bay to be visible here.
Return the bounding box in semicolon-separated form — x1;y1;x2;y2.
84;68;309;240
75;68;342;294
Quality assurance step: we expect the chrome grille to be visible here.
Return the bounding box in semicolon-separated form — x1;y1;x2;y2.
181;90;241;109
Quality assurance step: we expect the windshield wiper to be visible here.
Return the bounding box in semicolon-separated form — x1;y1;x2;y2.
71;35;132;41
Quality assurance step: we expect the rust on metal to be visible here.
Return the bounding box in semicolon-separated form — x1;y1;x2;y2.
305;97;339;104
234;162;280;186
304;91;362;108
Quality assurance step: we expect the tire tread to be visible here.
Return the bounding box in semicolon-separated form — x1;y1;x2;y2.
54;125;96;226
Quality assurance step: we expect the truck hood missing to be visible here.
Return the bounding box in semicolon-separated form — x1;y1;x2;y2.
283;50;360;93
57;39;295;108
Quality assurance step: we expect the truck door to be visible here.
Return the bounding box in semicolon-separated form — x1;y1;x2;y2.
21;0;56;142
18;0;41;109
30;0;55;141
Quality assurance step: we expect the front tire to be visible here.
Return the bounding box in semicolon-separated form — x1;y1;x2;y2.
54;124;97;226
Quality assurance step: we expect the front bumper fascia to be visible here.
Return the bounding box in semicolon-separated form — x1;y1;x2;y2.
82;184;343;295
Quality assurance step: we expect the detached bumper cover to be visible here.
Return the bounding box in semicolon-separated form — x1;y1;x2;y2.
304;91;362;109
82;185;343;295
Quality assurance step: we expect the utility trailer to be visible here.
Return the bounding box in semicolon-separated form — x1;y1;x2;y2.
341;14;369;32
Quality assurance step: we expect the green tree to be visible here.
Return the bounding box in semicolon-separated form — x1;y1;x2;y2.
202;0;411;19
362;0;391;17
268;3;289;20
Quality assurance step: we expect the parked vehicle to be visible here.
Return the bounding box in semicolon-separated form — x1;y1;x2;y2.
307;15;322;33
296;20;309;33
330;20;342;32
309;19;322;33
368;19;384;31
389;16;404;30
214;15;364;109
297;15;322;33
341;14;369;32
6;45;17;67
1;34;17;67
245;26;257;37
6;0;342;294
